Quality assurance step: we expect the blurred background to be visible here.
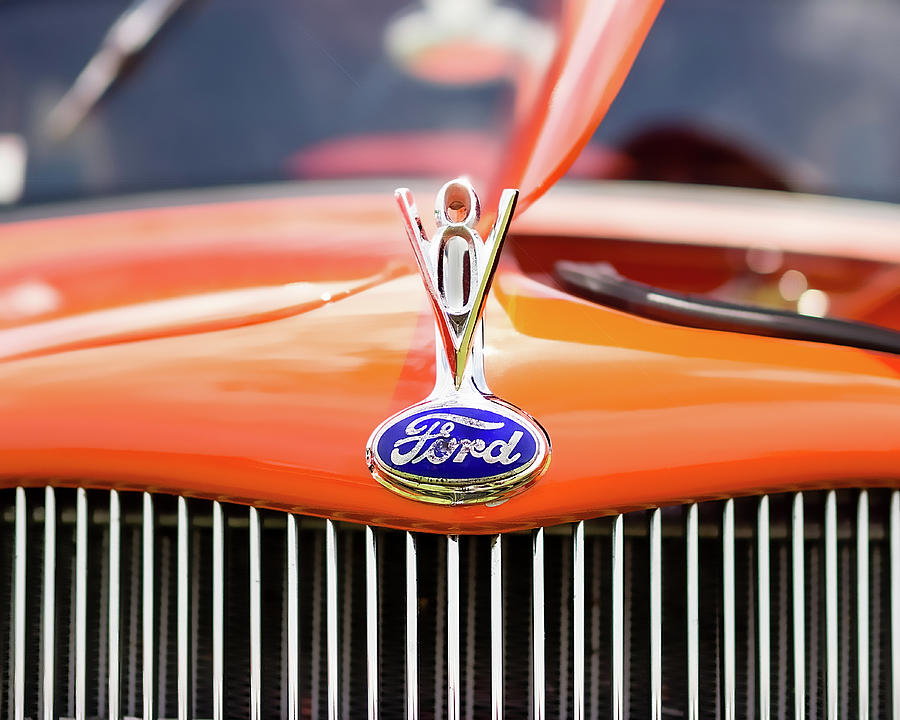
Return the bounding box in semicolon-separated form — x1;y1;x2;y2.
1;0;899;207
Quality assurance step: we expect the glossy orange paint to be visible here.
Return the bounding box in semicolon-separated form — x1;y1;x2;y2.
492;0;664;215
0;194;899;534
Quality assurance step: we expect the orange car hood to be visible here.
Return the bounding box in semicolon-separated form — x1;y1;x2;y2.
1;195;899;534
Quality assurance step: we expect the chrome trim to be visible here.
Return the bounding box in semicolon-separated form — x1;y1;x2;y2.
366;525;379;720
858;490;870;720
723;499;735;720
287;513;300;720
177;496;189;720
792;493;805;720
758;496;771;720
686;503;699;720
75;488;88;720
212;500;224;720
465;540;476;720
4;486;895;720
249;507;262;720
650;508;662;720
142;492;154;720
612;515;624;720
109;490;121;720
825;490;838;720
42;487;56;720
532;528;545;720
406;532;419;720
491;534;503;720
14;487;25;720
573;522;585;720
892;491;900;720
326;518;339;720
447;535;460;720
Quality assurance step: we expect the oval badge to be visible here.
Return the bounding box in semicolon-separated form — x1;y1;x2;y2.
366;397;550;505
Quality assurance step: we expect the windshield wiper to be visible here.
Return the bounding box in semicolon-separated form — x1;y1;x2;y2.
556;260;900;356
45;0;190;141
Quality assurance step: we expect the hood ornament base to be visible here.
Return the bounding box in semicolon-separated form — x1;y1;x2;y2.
366;178;550;505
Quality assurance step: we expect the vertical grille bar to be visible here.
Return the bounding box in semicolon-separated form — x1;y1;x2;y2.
143;492;154;720
650;508;662;720
573;522;585;720
75;488;88;720
758;496;771;720
612;515;624;720
858;491;870;720
532;528;545;720
326;519;338;720
406;532;418;720
366;526;379;720
825;490;838;720
286;514;300;720
42;487;56;720
792;493;805;720
212;501;224;720
249;507;262;720
723;499;735;720
177;497;189;720
891;491;900;720
447;535;460;720
686;503;699;720
491;534;503;720
109;490;121;720
14;487;25;720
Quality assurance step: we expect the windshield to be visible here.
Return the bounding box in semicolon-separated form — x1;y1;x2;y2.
1;0;899;208
590;0;900;204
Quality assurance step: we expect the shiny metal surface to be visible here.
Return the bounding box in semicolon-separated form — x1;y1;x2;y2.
42;487;55;720
858;490;870;720
447;535;461;720
650;508;661;720
686;503;699;720
532;527;545;720
792;493;805;720
826;490;838;720
491;534;504;720
109;490;121;720
611;515;624;720
406;532;419;720
212;500;224;720
287;513;300;720
393;180;518;390
249;507;262;720
14;487;25;720
142;492;154;720
1;486;893;719
573;521;585;720
75;488;88;720
366;525;379;720
177;496;189;720
757;496;771;720
326;518;339;720
892;491;900;720
723;499;735;720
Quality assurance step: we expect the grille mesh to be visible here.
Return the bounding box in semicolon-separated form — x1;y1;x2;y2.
0;486;895;719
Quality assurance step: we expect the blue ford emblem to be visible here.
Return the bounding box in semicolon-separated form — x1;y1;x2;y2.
367;399;550;505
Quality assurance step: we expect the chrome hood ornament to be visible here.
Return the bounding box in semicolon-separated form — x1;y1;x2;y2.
366;178;550;505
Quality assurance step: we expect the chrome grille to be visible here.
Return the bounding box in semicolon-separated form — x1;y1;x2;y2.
0;487;897;719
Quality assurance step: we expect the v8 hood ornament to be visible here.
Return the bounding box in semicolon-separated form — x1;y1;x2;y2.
366;178;551;505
